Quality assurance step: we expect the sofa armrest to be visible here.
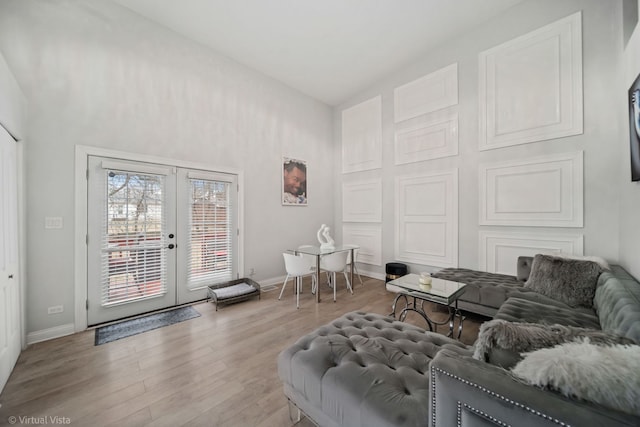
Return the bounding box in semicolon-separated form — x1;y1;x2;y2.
430;349;640;427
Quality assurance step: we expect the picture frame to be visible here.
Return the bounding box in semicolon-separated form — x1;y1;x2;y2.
629;72;640;182
282;157;307;205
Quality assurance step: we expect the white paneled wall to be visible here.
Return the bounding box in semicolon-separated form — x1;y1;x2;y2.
479;231;584;275
394;109;458;165
394;63;458;123
342;96;382;174
479;151;583;227
336;3;622;277
342;224;382;266
395;170;458;268
479;12;583;150
342;179;382;222
341;97;383;266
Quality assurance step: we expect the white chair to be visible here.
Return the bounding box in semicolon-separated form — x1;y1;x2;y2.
320;251;353;302
279;252;317;308
344;245;363;286
297;245;319;294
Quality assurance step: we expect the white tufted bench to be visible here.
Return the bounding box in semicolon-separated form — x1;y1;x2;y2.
277;311;471;427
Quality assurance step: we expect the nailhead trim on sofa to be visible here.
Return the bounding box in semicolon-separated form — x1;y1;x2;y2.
431;366;568;426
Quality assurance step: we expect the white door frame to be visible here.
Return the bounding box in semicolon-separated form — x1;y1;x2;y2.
74;145;244;332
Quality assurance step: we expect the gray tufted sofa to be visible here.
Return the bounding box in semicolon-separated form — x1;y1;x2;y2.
278;262;640;427
431;264;640;426
430;256;535;317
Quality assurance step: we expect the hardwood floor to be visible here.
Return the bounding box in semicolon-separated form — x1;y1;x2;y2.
0;277;487;426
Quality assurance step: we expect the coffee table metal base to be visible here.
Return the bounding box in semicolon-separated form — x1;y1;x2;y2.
389;293;464;339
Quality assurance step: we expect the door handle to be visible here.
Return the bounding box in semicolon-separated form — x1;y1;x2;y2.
168;244;175;249
8;274;14;279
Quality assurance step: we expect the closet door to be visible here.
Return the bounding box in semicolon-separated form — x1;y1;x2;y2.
0;126;21;392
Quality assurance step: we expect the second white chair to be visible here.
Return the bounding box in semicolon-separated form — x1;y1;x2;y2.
320;251;353;302
279;252;317;309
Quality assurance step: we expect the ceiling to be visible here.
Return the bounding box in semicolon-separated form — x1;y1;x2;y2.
114;0;524;106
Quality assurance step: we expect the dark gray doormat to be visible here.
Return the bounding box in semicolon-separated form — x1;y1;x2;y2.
95;306;201;345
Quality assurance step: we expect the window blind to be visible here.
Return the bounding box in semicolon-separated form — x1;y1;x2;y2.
187;178;233;288
101;170;167;305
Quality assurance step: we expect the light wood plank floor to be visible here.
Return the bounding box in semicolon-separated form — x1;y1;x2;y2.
0;276;488;427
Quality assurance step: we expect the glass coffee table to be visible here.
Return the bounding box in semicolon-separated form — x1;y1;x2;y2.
387;273;467;339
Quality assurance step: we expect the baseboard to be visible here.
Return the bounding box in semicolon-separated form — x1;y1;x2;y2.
258;275;287;288
27;323;75;345
358;269;385;281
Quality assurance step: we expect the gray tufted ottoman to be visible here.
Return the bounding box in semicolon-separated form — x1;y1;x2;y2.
277;311;471;427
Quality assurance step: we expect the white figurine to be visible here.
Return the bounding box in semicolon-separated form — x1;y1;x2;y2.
317;224;335;251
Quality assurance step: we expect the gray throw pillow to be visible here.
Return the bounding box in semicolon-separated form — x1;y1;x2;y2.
512;339;640;417
524;254;602;308
473;319;634;369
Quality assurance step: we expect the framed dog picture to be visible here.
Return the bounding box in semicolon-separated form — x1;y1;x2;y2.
282;157;307;205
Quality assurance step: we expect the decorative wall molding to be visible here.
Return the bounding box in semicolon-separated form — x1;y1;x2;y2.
342;224;382;266
479;231;584;276
479;12;583;150
395;109;458;165
394;63;458;123
395;169;458;268
479;151;583;227
342;96;382;173
342;179;382;222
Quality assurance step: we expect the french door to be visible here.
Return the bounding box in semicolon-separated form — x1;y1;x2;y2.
87;156;237;326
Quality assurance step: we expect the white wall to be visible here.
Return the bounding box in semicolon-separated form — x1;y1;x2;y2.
0;52;26;141
618;0;640;278
0;0;334;335
335;0;625;277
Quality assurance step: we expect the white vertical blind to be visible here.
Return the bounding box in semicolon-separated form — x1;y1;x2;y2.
100;169;167;305
187;177;233;288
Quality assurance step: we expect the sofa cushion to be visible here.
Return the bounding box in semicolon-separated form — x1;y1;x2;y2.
495;297;601;329
512;339;640;417
277;311;470;427
472;319;634;369
594;266;640;343
432;268;529;312
524;254;602;308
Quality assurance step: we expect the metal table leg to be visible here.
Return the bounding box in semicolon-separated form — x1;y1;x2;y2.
389;293;408;318
315;255;321;303
349;248;355;289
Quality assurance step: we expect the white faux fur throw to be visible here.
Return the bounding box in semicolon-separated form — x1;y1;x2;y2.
512;339;640;416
